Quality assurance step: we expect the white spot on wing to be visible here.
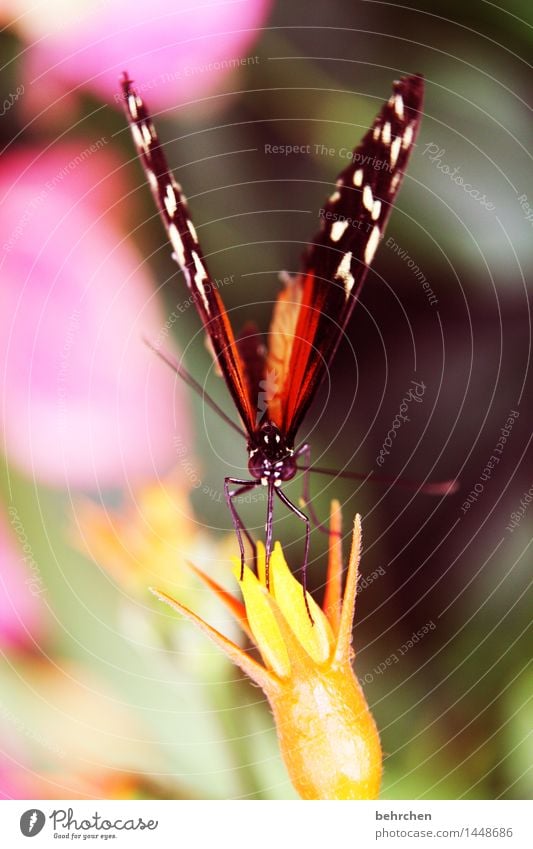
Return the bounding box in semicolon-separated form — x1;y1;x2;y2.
402;123;414;149
390;172;401;193
390;135;401;167
330;220;349;242
168;223;186;266
373;124;380;141
335;250;354;296
371;199;381;221
187;219;198;242
394;94;404;119
141;123;152;147
128;95;138;120
329;190;341;203
364;225;381;265
148;170;158;191
192;250;210;312
363;185;373;212
131;124;145;151
382;122;391;145
164;185;177;217
353;168;363;186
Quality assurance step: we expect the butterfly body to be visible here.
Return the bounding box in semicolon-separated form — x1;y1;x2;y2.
121;71;425;586
247;422;297;487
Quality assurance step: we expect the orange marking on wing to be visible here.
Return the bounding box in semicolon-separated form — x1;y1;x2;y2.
266;275;303;426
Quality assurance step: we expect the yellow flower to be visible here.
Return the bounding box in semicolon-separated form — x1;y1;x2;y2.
73;474;236;600
152;502;382;800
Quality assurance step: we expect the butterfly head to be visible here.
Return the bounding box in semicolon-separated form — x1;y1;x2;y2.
248;422;296;486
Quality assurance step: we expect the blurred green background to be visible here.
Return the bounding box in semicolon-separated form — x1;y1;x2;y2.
0;0;531;799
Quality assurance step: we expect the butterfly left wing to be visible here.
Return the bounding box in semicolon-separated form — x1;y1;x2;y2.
267;74;425;443
121;74;258;437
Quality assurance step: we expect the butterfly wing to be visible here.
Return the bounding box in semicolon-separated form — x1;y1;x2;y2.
267;73;424;443
235;322;267;412
121;74;257;437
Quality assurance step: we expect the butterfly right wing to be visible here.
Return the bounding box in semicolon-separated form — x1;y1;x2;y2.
121;74;257;437
267;74;424;443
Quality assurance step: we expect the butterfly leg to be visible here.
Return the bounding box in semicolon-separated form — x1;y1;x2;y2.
224;477;262;579
275;486;313;623
264;481;275;590
294;443;330;535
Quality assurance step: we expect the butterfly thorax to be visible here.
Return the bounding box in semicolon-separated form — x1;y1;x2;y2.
248;422;296;487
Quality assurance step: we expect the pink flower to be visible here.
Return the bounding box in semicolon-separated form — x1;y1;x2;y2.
0;756;31;800
0;514;44;650
0;144;188;488
12;0;272;109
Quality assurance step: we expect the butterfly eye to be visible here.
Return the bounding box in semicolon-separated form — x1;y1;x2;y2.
280;456;297;482
248;452;264;479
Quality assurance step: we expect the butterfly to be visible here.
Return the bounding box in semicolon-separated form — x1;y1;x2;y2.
121;72;426;589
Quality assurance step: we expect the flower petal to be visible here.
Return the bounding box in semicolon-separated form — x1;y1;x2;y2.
150;587;277;692
12;0;273;110
0;513;46;649
334;514;362;667
269;543;333;664
0;145;188;488
322;499;343;634
187;561;252;641
235;566;291;679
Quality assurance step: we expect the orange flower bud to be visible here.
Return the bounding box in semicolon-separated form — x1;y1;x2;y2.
152;503;382;799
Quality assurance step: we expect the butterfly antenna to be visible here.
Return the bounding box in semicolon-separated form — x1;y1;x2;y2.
143;337;247;438
300;465;459;496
